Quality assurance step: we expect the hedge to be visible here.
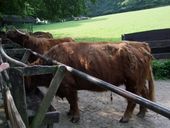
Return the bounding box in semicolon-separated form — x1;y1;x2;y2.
152;60;170;79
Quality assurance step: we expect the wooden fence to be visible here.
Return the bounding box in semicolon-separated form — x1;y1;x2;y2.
0;62;26;128
122;28;170;59
0;39;60;127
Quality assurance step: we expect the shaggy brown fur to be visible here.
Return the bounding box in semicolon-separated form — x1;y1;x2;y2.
6;30;74;54
30;31;53;38
125;41;155;101
27;41;155;123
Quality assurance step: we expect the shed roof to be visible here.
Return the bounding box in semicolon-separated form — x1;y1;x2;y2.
1;15;36;24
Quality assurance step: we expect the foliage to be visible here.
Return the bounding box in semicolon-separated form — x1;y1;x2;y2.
152;60;170;79
1;0;170;21
86;0;170;16
0;0;26;15
0;0;96;21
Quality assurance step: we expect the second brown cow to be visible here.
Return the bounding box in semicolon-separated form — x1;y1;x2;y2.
6;29;74;62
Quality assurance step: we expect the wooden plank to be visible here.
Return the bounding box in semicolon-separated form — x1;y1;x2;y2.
122;28;170;41
2;43;22;49
26;87;56;114
30;65;66;128
153;53;170;59
21;50;31;63
5;49;27;56
151;47;170;54
147;40;170;48
36;88;56;112
8;68;29;127
27;88;58;127
12;65;57;76
3;49;27;60
6;89;26;128
29;111;59;125
43;111;59;124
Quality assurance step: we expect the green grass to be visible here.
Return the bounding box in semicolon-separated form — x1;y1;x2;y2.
33;6;170;42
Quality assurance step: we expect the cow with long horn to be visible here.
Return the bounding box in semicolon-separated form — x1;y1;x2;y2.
6;29;74;62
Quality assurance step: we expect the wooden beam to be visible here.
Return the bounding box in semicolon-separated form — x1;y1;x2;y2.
5;49;27;55
29;111;59;125
12;65;57;76
2;43;22;49
8;68;29;127
21;50;31;63
30;65;66;128
153;53;170;59
147;40;170;48
6;89;26;128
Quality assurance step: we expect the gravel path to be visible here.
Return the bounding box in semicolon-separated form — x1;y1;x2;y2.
52;80;170;128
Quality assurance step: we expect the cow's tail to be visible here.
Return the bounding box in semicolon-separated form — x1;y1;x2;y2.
148;65;155;101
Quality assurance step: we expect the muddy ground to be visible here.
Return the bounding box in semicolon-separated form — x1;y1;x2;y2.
51;80;170;128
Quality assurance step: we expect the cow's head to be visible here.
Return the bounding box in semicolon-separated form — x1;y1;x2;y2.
6;29;29;45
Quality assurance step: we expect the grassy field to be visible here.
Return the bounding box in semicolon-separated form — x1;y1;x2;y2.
33;6;170;42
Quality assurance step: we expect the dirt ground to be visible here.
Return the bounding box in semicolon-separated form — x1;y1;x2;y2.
51;80;170;128
0;80;170;128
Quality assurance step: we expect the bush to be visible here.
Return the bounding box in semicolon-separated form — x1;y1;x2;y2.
152;60;170;79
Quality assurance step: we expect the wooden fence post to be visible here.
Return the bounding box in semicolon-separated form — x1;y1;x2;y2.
8;68;29;127
6;88;26;128
30;65;66;128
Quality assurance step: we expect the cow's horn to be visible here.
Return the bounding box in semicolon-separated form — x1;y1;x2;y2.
15;29;26;35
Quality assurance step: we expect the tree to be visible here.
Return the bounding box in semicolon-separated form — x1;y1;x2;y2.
0;0;25;15
0;0;96;21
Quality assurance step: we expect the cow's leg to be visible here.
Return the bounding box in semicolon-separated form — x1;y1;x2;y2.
120;99;136;123
137;85;148;118
65;89;80;123
120;86;137;123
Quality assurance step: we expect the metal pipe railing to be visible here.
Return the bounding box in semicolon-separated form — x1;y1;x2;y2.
0;42;27;67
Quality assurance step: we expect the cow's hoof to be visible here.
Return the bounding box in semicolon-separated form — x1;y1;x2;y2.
70;117;80;123
137;112;145;118
119;117;129;123
67;111;73;116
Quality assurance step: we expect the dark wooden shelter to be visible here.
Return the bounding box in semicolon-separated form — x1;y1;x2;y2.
0;15;36;32
122;28;170;59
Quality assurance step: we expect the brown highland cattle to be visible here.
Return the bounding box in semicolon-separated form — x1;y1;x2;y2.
6;29;74;62
6;29;74;54
27;41;155;123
